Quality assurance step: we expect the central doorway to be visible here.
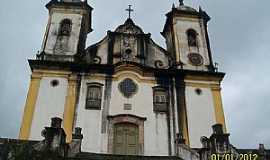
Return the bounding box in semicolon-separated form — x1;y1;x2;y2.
113;123;139;155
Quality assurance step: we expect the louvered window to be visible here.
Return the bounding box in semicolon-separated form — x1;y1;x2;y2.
85;84;102;110
153;87;168;112
187;29;198;47
59;19;72;36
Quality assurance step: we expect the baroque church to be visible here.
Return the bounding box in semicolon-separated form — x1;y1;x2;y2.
0;0;269;159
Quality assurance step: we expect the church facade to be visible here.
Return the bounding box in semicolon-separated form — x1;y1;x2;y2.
18;0;228;157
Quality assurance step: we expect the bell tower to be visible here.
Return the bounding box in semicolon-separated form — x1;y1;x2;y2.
19;0;93;143
39;0;93;61
162;0;214;71
162;1;226;148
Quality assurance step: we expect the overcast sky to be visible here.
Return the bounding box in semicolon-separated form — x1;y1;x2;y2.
0;0;269;149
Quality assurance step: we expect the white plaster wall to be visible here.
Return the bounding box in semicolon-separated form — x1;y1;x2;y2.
96;38;108;64
75;77;105;153
44;12;83;55
185;86;216;148
30;77;68;140
150;113;169;155
174;17;209;71
109;77;169;156
75;73;169;156
164;28;174;54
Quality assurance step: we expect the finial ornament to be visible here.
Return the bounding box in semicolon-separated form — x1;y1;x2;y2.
179;0;184;6
172;3;176;8
126;5;134;19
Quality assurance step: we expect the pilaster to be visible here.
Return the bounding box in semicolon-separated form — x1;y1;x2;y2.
19;73;42;140
211;87;227;132
63;75;78;142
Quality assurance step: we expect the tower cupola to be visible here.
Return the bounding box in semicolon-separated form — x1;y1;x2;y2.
38;0;93;62
162;1;214;71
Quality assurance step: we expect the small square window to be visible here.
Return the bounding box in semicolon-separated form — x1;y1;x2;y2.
124;103;132;110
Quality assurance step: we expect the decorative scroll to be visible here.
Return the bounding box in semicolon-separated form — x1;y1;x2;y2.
155;60;165;69
92;56;102;64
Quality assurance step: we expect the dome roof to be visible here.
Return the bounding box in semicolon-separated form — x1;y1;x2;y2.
115;18;144;34
173;0;198;13
177;5;197;12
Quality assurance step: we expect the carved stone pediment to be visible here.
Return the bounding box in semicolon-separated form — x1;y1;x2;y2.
85;19;171;69
115;18;144;35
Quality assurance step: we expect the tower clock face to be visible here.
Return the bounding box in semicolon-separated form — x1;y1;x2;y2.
188;53;204;66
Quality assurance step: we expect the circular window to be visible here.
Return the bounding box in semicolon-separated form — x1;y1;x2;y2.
195;88;202;95
188;53;204;66
123;49;133;61
50;80;59;87
125;49;132;55
118;78;138;98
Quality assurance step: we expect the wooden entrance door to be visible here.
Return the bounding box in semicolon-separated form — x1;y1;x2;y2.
113;123;139;155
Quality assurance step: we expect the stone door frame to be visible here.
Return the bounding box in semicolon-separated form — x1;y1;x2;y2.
107;114;147;155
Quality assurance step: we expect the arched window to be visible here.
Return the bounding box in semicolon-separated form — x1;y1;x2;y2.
85;83;103;110
153;87;168;112
187;29;198;47
59;19;72;36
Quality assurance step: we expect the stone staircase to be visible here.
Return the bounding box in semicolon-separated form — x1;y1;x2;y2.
71;153;183;160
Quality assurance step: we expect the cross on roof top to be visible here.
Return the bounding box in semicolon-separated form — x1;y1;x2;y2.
126;5;134;19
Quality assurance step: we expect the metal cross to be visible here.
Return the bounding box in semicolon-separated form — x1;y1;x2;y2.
126;5;134;19
179;0;184;6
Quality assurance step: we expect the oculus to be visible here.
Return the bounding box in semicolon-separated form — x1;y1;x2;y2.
119;78;138;98
195;88;203;95
188;53;204;66
122;49;133;61
50;80;59;87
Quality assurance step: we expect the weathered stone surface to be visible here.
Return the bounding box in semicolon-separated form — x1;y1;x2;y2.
71;153;183;160
1;122;270;160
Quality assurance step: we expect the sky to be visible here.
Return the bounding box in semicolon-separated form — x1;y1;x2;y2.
0;0;269;149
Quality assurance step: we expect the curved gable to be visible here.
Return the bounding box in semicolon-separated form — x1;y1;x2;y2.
85;19;171;69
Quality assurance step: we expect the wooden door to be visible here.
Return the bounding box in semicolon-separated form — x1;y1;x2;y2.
113;123;139;155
